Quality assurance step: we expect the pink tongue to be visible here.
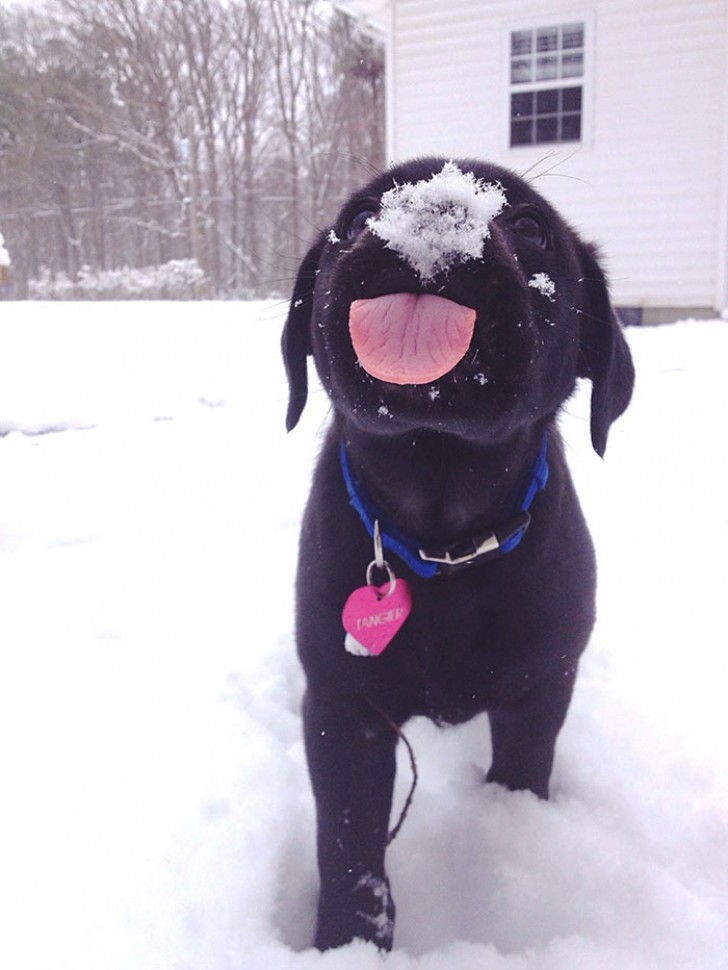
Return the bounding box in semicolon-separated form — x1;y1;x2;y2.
349;293;476;385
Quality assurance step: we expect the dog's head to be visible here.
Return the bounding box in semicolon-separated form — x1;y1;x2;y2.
282;157;633;456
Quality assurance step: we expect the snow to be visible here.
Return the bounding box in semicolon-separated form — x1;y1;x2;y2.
1;301;727;970
27;259;206;300
528;272;555;301
369;162;507;281
0;229;10;268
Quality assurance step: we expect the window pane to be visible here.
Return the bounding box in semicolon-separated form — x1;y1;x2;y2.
511;30;532;56
561;113;582;141
511;119;534;145
536;55;558;81
536;117;559;143
536;27;558;52
511;58;532;84
561;52;584;78
562;23;584;49
536;89;558;113
562;86;582;111
511;91;534;117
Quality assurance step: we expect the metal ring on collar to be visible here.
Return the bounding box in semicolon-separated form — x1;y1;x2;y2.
366;559;396;596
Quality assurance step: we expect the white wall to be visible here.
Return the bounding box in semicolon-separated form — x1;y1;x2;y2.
386;0;728;311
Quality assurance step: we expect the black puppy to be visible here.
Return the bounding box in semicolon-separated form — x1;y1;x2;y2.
282;157;634;951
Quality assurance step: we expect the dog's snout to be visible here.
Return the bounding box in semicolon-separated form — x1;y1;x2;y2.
367;162;507;282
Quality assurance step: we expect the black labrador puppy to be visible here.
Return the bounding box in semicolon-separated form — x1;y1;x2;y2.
282;157;634;951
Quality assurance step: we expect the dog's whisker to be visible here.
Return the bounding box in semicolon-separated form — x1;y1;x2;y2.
518;150;561;180
535;171;591;185
525;147;584;183
310;151;383;180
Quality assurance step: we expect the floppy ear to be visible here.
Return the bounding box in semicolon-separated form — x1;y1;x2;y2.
281;238;325;431
577;245;635;457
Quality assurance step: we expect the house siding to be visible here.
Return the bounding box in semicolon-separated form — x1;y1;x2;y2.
384;0;728;312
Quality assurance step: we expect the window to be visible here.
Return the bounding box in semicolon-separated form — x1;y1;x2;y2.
509;22;585;147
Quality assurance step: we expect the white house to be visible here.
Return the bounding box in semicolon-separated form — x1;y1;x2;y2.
335;0;728;322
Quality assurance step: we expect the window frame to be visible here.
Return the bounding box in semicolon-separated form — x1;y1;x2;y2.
503;12;594;152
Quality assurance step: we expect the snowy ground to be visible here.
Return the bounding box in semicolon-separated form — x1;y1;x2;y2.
1;301;727;970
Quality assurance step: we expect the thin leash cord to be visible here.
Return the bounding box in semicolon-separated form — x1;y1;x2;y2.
367;702;419;845
387;721;418;844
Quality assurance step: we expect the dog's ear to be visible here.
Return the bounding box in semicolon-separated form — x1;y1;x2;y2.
281;237;324;431
577;245;635;457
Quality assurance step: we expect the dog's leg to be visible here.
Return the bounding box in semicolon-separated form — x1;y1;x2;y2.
303;690;397;951
486;669;577;799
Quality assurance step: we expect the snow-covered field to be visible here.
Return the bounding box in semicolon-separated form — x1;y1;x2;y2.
1;301;727;970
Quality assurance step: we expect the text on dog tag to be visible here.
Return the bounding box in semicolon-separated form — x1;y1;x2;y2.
342;578;412;656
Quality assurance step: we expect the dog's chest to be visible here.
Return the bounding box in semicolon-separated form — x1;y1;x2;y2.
374;576;539;722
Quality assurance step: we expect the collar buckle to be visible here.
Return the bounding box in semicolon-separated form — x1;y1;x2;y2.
418;511;532;569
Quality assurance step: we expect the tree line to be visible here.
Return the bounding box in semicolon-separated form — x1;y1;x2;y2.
0;0;384;298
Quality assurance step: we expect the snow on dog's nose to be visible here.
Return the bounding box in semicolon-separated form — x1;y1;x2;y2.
367;161;507;282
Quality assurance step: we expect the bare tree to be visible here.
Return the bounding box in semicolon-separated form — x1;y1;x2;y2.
0;0;384;298
221;0;270;291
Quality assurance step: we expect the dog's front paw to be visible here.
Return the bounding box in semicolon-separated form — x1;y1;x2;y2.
315;872;395;952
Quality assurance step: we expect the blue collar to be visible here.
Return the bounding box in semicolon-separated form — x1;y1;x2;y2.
340;431;549;579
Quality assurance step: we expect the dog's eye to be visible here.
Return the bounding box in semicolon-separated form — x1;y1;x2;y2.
509;213;550;249
346;210;377;241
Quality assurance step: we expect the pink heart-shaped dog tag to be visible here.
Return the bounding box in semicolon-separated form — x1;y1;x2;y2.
342;578;412;656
